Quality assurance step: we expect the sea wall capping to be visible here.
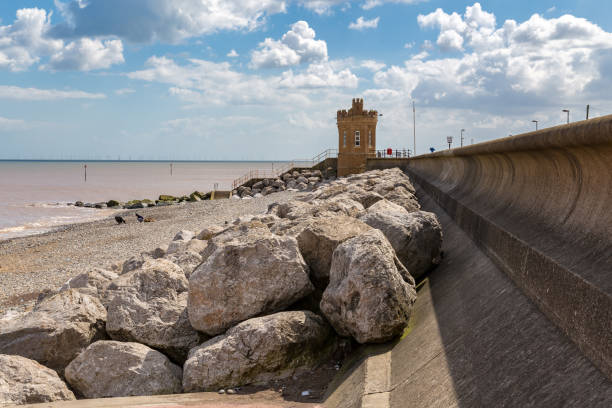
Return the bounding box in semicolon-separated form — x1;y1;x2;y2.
414;114;612;158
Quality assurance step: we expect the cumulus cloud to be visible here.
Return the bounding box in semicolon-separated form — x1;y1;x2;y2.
0;85;106;100
127;54;358;112
361;60;386;71
46;38;124;70
375;2;612;106
279;62;358;88
0;8;124;71
250;21;328;68
52;0;287;43
349;17;380;31
227;49;239;57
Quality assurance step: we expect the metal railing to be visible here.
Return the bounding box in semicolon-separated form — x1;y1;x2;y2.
232;149;338;190
370;148;411;158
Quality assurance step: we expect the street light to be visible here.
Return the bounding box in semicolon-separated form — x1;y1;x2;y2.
532;120;538;130
446;136;453;150
460;129;465;147
562;109;570;124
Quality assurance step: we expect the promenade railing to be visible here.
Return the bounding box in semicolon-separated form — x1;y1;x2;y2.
231;149;338;190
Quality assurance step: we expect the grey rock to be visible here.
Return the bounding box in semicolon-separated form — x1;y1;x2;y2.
252;181;264;190
188;231;314;336
297;215;372;288
297;176;308;184
173;230;195;241
0;290;107;373
105;259;197;362
0;354;75;405
320;229;417;343
65;341;182;398
121;254;150;274
383;186;421;213
272;179;285;188
166;250;203;278
60;268;118;307
262;186;275;196
147;245;169;259
183;311;334;392
197;225;226;240
361;200;442;279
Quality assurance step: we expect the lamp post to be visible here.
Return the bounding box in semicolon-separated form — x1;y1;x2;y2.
446;136;453;150
562;109;570;124
460;129;465;147
532;120;538;130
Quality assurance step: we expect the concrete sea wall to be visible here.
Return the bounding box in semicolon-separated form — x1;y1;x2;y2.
404;115;612;379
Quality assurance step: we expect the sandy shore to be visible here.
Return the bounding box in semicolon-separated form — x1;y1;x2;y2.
0;192;299;313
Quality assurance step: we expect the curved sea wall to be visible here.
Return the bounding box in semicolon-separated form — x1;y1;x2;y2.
405;115;612;379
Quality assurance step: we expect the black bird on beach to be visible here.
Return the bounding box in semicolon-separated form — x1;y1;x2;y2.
115;216;126;224
135;213;144;223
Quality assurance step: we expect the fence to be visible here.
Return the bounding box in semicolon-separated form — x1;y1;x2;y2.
231;149;338;190
370;148;411;158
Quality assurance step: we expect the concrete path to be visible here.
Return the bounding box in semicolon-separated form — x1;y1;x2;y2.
23;390;321;408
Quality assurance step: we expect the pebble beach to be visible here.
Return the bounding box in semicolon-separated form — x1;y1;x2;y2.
0;191;299;313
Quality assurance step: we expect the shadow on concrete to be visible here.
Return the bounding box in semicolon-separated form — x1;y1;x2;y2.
388;189;611;407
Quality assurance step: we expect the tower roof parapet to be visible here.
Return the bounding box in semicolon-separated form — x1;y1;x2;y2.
337;98;378;120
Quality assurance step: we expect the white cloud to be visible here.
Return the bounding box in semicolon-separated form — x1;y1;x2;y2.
349;17;380;31
46;38;124;70
279;62;358;88
299;1;347;14
0;85;106;100
227;49;239;57
114;88;135;95
53;0;287;43
0;8;124;71
0;116;29;131
373;3;612;113
250;21;328;68
547;6;557;13
362;0;424;10
361;59;386;71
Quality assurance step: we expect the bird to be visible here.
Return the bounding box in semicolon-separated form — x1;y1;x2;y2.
135;213;144;223
115;216;126;224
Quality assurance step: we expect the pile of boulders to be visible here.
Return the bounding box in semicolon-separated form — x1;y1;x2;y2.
0;167;442;405
72;191;209;210
233;168;331;199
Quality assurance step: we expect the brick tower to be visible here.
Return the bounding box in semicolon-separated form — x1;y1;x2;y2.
337;98;378;177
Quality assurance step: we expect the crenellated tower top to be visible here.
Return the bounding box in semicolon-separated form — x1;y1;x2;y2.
337;98;378;120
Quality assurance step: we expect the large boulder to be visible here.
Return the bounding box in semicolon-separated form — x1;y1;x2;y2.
0;290;107;373
360;200;442;279
188;232;314;336
271;198;364;220
320;229;417;343
183;311;334;392
297;215;372;288
106;259;200;363
0;354;75;405
65;341;182;398
166;250;203;278
59;268;118;307
383;186;420;213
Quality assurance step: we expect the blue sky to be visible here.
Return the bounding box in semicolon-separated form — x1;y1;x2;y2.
0;0;611;160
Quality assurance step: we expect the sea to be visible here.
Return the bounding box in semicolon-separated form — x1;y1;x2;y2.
0;160;290;240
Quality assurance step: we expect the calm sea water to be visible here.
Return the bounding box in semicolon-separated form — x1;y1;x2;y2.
0;160;286;240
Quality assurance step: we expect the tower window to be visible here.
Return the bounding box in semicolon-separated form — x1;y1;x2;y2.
343;131;347;147
368;130;372;147
355;131;360;146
